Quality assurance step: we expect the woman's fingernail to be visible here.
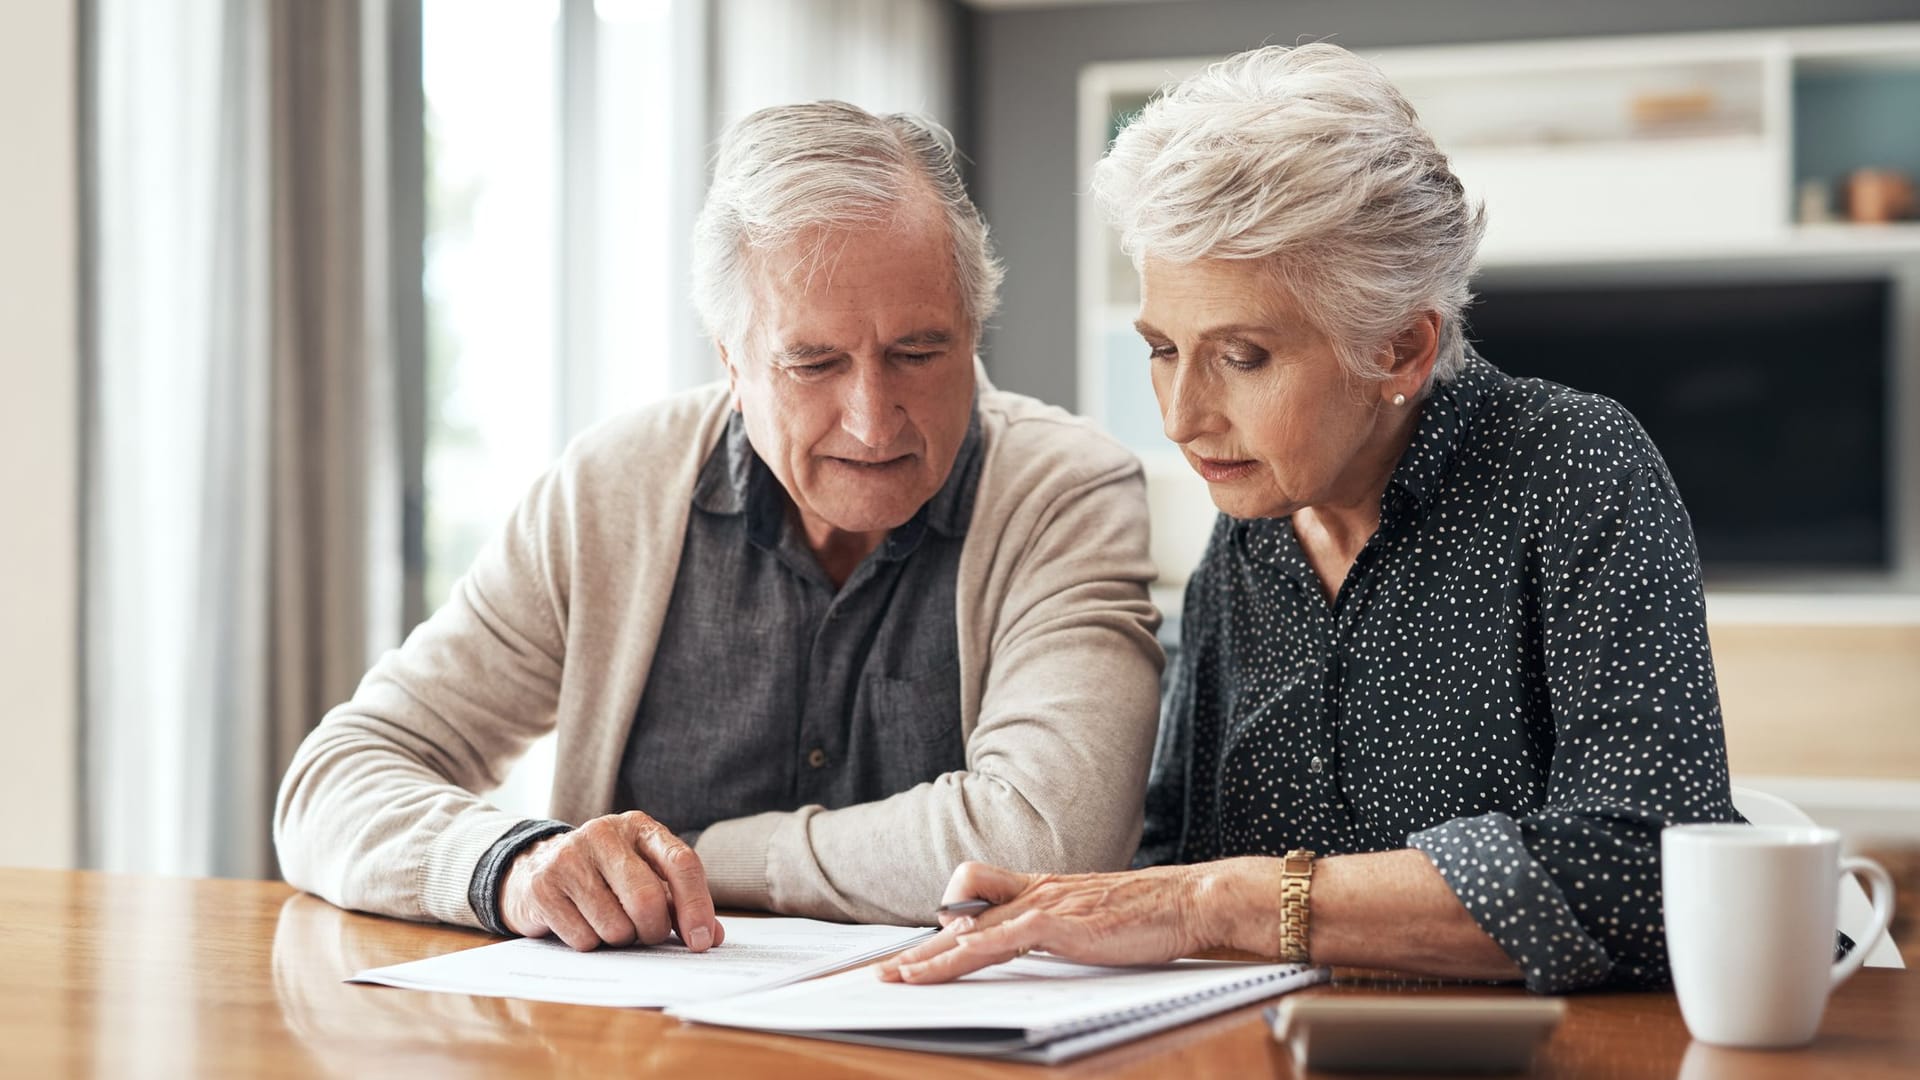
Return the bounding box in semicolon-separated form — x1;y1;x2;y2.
954;916;975;932
689;926;712;950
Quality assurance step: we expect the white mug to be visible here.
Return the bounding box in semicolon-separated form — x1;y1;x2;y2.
1662;824;1896;1048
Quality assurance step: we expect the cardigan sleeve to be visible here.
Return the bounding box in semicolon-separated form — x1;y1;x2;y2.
695;435;1166;924
273;460;575;929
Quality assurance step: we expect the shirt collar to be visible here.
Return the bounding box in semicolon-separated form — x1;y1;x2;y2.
1384;348;1496;515
692;404;984;561
691;409;758;518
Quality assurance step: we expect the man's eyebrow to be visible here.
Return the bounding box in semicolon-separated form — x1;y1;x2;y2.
773;330;954;363
774;342;840;364
893;328;954;349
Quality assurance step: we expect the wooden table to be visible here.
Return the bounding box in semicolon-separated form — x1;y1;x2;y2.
2;869;1913;1078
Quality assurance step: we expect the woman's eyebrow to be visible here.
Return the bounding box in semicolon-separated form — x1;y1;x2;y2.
1133;319;1290;343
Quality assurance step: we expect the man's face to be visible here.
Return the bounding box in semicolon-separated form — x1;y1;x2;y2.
724;201;976;547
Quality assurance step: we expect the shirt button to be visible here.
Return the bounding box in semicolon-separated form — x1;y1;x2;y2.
807;747;828;769
1308;755;1324;775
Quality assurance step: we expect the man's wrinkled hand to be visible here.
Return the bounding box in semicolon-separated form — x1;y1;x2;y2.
499;811;725;953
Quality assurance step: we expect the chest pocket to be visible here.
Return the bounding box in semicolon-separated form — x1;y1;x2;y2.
863;663;966;784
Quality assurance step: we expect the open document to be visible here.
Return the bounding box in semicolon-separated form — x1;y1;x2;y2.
670;953;1330;1064
350;916;934;1008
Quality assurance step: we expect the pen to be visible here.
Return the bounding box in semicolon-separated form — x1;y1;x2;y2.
936;898;992;918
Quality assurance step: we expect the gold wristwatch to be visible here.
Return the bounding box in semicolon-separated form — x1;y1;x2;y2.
1279;849;1317;963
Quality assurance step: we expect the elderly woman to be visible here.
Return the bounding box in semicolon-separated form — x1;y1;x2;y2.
879;43;1741;993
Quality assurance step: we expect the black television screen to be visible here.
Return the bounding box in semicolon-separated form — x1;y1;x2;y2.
1466;278;1890;577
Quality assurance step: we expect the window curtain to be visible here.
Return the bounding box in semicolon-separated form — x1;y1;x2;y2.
84;0;410;878
713;0;961;131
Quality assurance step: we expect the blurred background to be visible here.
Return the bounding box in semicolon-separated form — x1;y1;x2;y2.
2;0;1916;952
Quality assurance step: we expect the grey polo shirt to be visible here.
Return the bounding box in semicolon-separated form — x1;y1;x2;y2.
467;406;982;933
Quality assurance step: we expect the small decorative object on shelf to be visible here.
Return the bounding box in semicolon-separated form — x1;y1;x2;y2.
1798;178;1837;224
1847;168;1917;223
1627;87;1723;137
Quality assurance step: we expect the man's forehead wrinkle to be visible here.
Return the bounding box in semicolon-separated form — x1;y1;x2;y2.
762;196;943;297
766;222;866;298
750;205;964;363
799;229;849;296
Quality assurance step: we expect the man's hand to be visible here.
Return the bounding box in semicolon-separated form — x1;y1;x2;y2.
499;811;725;953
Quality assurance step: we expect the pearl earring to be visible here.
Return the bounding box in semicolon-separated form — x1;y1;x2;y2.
1392;393;1407;407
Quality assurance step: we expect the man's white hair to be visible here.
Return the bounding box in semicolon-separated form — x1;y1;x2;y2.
692;101;1003;354
1091;43;1487;385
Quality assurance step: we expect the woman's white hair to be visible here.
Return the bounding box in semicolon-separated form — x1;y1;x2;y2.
1091;43;1486;385
692;101;1003;353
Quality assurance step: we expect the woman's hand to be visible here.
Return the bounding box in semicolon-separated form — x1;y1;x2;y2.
875;860;1219;984
875;852;1526;986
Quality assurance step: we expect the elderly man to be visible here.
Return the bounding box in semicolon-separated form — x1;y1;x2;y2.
274;102;1162;953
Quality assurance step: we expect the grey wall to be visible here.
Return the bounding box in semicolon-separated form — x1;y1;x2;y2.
968;0;1920;408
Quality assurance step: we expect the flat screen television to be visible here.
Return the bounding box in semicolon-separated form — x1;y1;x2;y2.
1465;278;1891;579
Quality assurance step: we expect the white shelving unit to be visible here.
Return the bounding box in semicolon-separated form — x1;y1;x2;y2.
1077;23;1920;616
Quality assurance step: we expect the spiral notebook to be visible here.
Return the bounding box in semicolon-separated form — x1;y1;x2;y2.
668;953;1330;1064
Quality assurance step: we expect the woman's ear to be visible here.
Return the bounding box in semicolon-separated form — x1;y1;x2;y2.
1386;311;1443;403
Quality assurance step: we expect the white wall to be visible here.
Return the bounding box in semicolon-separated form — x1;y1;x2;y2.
0;0;79;869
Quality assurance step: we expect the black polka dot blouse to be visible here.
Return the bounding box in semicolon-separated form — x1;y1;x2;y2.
1138;351;1743;992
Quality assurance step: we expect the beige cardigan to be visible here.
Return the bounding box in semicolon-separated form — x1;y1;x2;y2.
274;375;1164;928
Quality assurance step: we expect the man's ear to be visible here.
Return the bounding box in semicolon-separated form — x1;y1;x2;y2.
718;341;741;412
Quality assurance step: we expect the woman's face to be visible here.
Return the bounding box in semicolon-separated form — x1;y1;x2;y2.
1136;256;1406;520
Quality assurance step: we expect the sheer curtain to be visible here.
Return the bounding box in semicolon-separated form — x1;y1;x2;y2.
714;0;960;129
84;0;407;878
427;0;717;818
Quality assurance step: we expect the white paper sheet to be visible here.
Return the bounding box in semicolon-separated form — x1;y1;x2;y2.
672;953;1314;1032
669;954;1329;1063
350;916;934;1008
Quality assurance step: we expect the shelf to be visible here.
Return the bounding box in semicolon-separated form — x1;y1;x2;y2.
1789;222;1920;248
1475;223;1920;270
1703;590;1920;626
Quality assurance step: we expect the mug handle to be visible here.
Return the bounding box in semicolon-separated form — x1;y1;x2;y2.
1830;856;1897;988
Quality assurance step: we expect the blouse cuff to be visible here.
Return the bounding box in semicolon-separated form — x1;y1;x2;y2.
1408;813;1613;993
